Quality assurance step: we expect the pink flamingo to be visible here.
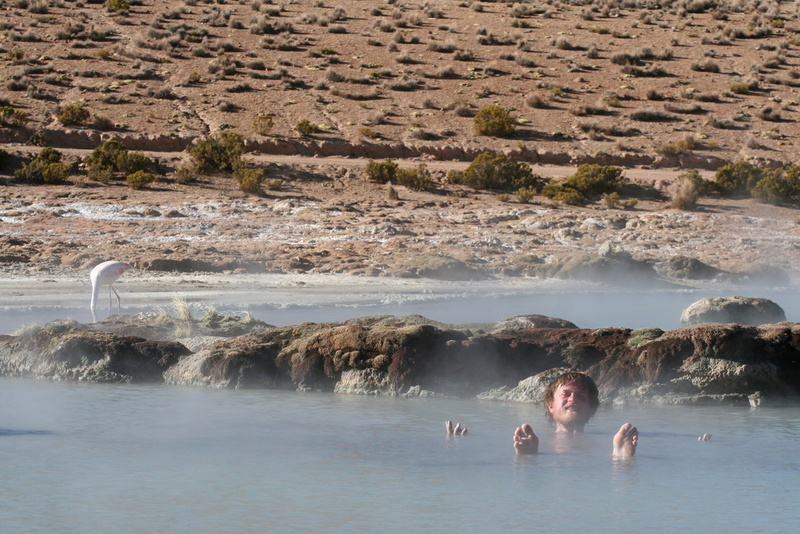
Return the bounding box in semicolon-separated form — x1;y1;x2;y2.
90;261;131;322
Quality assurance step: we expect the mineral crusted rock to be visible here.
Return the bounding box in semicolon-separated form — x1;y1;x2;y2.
680;296;786;326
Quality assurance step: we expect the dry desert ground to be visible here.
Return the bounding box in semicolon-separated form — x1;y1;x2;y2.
2;0;800;287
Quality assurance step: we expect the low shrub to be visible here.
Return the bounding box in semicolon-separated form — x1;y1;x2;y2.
86;140;152;181
515;186;537;203
87;162;115;182
577;122;641;138
541;183;585;205
295;119;319;136
565;164;625;196
175;163;199;184
672;174;700;210
621;65;670;77
106;0;129;12
188;131;245;173
91;115;116;131
15;147;69;184
234;166;265;195
714;160;763;197
690;59;720;73
396;163;434;191
473;105;516;138
57;103;90;126
264;178;283;191
126;170;157;190
757;106;782;122
365;159;399;184
629;109;675;122
730;81;752;94
449;151;538;191
0;106;29;127
602;192;638;209
540;164;627;205
656;138;696;157
751;165;800;204
253;113;274;135
118;152;152;175
358;127;379;139
526;94;549;109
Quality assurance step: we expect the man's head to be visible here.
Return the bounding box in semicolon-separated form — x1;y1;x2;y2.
543;371;600;431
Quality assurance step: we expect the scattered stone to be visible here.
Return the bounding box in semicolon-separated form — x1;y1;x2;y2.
680;296;786;326
657;255;723;280
493;315;578;331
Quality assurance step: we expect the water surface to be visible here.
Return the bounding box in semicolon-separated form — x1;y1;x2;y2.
1;378;797;533
3;284;799;333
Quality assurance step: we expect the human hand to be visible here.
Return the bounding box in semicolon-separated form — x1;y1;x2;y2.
446;420;468;436
513;424;539;454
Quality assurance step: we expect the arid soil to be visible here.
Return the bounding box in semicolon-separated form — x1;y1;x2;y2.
2;153;799;286
2;0;800;291
3;0;800;163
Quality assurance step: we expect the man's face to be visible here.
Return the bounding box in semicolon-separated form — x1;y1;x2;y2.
547;382;592;431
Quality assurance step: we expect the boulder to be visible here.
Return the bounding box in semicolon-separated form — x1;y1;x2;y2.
0;320;189;383
543;245;661;286
478;367;571;402
493;315;578;331
387;253;488;281
657;256;723;280
680;296;786;326
89;311;273;346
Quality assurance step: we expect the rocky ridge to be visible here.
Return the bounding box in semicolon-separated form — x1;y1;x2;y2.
2;313;799;407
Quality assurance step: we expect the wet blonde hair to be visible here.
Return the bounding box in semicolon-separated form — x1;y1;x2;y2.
543;371;600;424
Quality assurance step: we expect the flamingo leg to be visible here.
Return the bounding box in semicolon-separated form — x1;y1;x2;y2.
111;284;122;315
91;283;99;323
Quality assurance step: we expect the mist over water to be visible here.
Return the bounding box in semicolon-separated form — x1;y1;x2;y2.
3;277;798;532
1;378;798;533
2;282;799;334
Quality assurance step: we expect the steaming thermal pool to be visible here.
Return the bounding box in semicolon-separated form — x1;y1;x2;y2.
1;378;798;533
2;274;799;334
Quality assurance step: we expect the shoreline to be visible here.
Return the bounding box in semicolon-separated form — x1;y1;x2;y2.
2;270;797;335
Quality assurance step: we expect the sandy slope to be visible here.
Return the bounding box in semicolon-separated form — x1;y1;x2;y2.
2;153;799;288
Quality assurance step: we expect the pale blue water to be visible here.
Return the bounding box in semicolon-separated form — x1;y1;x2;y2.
3;286;800;333
1;378;798;533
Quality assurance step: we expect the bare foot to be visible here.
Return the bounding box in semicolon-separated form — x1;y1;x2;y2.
513;424;539;454
613;423;638;458
698;433;712;441
445;421;468;436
